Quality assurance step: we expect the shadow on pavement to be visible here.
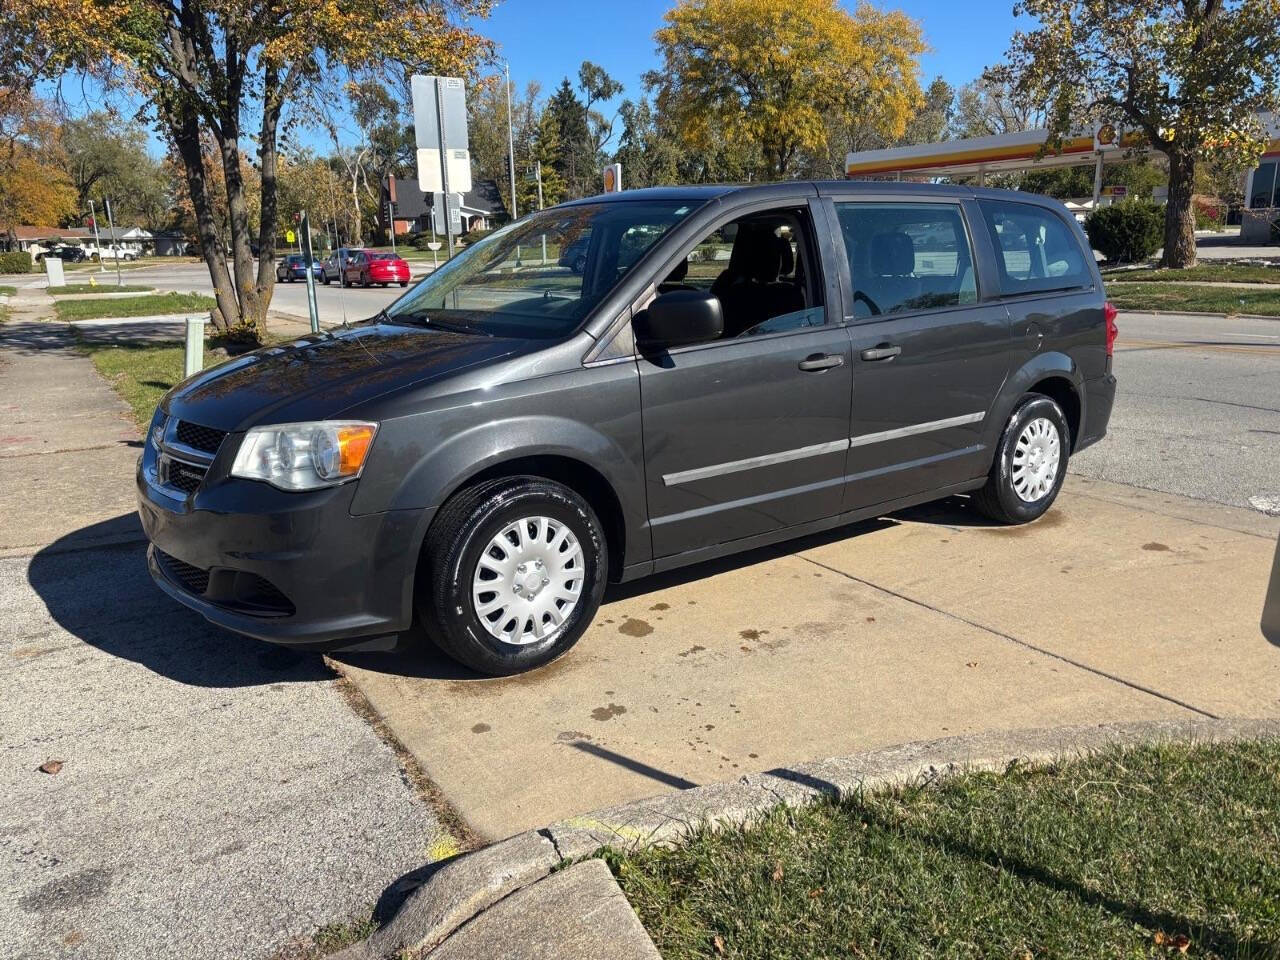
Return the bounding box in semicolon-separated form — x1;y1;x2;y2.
28;515;330;687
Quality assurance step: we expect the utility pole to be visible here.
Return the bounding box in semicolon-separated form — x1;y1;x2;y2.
103;197;123;287
504;61;518;222
88;200;105;273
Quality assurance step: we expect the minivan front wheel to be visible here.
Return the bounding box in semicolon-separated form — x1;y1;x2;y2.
419;477;608;675
973;394;1070;524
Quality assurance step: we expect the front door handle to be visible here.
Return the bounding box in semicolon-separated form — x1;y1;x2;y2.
798;353;845;372
860;344;902;361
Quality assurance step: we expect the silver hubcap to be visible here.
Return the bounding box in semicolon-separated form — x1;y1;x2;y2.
471;516;584;645
1011;416;1061;502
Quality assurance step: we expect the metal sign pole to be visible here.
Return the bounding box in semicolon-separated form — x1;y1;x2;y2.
104;197;123;287
434;79;456;259
301;210;320;333
88;200;105;273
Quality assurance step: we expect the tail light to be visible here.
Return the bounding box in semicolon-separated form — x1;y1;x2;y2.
1104;301;1118;357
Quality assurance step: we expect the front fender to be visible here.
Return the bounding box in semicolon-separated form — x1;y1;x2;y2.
982;350;1084;452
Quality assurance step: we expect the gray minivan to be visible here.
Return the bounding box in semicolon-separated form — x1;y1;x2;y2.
138;182;1117;675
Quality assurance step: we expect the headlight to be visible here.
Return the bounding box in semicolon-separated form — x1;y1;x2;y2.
149;412;166;451
231;421;378;491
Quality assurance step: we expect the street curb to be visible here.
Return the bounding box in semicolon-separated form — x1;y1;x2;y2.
337;716;1278;959
1111;307;1280;321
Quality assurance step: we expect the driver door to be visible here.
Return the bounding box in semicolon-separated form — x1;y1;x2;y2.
637;201;854;559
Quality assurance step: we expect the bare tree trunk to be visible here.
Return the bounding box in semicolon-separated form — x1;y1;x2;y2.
171;103;240;333
1161;149;1198;269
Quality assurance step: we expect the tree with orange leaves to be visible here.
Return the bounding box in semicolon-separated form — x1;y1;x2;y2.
13;0;493;338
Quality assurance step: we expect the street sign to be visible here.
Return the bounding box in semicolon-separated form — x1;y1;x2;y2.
412;75;472;194
286;229;296;243
603;163;622;193
430;192;463;235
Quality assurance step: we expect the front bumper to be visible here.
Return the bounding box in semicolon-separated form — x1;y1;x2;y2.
138;455;432;650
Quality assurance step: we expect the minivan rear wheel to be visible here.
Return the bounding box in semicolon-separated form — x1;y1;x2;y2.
973;394;1070;524
418;477;608;675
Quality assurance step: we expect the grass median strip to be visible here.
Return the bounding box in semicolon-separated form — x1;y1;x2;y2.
611;740;1280;959
48;283;154;295
1106;282;1280;317
0;285;16;297
81;339;221;427
1105;264;1280;284
54;291;215;321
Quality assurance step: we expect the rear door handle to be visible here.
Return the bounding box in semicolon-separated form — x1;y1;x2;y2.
860;344;902;361
798;353;845;372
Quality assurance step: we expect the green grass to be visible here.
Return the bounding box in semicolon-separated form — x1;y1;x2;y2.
1106;282;1280;316
53;291;215;321
48;282;154;295
81;340;221;427
612;740;1280;960
1106;264;1280;284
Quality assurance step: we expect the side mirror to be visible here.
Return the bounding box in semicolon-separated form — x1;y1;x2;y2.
635;290;723;351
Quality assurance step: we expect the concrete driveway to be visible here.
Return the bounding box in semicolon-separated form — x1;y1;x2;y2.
336;478;1280;840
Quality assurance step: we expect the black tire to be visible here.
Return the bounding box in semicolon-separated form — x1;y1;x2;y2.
418;477;608;676
973;394;1070;524
399;281;408;287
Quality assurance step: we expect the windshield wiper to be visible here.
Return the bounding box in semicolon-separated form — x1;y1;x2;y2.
380;309;493;337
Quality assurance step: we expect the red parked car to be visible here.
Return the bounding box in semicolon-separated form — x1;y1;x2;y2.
342;250;410;288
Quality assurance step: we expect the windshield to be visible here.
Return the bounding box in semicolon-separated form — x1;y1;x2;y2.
384;200;697;339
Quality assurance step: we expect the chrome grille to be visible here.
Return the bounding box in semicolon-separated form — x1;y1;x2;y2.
175;420;227;455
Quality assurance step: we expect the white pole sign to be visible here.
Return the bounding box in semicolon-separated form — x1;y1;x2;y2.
412;75;473;194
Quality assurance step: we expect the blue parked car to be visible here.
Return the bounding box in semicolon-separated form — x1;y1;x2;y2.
275;253;322;283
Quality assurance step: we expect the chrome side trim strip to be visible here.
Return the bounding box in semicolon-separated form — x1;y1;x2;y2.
663;439;849;486
848;411;984;448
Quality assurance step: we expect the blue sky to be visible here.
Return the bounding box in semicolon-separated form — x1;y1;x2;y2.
489;0;1028;106
59;0;1029;158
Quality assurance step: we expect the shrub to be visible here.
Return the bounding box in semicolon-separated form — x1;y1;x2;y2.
0;251;33;274
410;232;440;250
1193;197;1225;231
1084;201;1164;263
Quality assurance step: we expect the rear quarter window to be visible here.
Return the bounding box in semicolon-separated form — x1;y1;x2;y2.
978;199;1092;296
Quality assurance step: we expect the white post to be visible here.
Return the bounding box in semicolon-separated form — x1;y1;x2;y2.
1092;153;1104;206
184;317;203;377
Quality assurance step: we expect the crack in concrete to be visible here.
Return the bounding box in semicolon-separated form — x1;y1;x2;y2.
797;554;1220;720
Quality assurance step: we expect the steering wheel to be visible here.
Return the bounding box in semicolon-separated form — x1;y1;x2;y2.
853;290;881;316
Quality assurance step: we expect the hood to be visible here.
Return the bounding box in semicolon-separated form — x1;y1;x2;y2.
163;322;531;432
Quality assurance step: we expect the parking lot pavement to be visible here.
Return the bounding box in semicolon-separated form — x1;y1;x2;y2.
336;478;1280;841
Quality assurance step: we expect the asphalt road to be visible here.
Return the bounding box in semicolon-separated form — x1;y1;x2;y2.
1072;311;1280;514
121;261;425;327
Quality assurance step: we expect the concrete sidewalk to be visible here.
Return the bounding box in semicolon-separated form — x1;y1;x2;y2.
336;477;1280;842
0;296;446;960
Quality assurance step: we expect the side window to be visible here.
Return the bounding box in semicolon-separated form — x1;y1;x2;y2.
979;199;1092;295
652;206;825;343
1249;161;1277;209
834;202;977;319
